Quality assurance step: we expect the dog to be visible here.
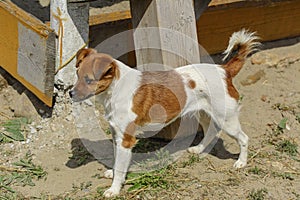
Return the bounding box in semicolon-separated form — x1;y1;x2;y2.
69;29;260;197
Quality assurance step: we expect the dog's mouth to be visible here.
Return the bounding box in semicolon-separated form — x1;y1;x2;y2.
69;90;94;102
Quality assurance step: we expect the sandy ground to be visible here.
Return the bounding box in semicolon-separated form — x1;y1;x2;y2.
0;38;300;199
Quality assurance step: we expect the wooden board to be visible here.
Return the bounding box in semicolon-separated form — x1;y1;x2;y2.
0;1;55;107
198;0;300;54
89;0;300;55
130;0;200;140
89;10;131;26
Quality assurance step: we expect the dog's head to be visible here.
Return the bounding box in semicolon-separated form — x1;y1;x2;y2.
69;48;119;102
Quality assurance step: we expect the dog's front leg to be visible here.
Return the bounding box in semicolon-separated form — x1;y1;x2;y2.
103;140;132;197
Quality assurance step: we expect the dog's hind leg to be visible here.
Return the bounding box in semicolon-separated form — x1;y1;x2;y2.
222;115;249;168
188;111;220;154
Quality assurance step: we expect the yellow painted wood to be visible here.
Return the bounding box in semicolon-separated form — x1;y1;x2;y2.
0;1;51;37
0;1;54;107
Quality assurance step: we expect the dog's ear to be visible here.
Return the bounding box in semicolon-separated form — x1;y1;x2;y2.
92;54;118;81
76;48;97;68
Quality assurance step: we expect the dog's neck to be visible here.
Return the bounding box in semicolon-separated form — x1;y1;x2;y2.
97;60;142;120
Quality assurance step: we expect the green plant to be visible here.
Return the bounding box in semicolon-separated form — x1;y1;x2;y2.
180;154;202;168
12;151;47;179
238;94;245;104
248;166;264;175
126;166;176;193
271;117;288;136
0;151;47;195
0;117;29;143
247;188;268;200
275;139;298;156
105;128;111;135
135;149;172;171
272;103;291;111
272;172;294;180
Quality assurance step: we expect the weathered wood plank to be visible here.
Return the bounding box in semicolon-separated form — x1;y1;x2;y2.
130;0;200;70
0;1;55;107
130;0;200;140
89;10;131;26
197;0;300;54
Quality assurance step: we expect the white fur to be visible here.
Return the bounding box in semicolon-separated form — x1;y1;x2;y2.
223;29;260;61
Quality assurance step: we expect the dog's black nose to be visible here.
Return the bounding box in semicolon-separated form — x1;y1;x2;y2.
69;90;74;98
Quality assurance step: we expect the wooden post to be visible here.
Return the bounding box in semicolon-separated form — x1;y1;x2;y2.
130;0;201;140
50;0;89;88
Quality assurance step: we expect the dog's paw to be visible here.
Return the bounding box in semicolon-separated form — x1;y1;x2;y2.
233;159;247;169
103;187;119;198
104;169;113;179
187;145;204;154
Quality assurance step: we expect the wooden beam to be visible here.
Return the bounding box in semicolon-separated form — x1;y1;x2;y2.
130;0;200;69
88;0;211;26
89;10;131;26
197;0;300;54
0;1;55;107
130;0;200;140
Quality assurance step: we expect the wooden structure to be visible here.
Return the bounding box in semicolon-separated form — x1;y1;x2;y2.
90;0;300;55
0;1;55;107
0;0;89;107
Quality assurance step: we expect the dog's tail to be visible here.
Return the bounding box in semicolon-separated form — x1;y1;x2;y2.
222;29;260;77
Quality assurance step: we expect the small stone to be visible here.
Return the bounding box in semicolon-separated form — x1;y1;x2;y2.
51;125;57;132
13;93;39;120
77;123;84;128
240;70;265;86
29;126;37;134
84;99;94;106
271;161;283;170
65;115;73;121
261;95;267;102
251;52;280;67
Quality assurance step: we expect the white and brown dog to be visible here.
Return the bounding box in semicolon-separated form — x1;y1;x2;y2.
69;30;259;197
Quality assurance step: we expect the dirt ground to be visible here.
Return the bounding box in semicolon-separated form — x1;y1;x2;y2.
0;37;300;199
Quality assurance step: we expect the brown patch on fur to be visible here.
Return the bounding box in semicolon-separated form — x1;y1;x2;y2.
132;70;186;126
225;71;239;100
187;79;196;89
122;122;137;148
223;44;248;100
223;44;247;77
76;48;97;68
94;58;119;94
